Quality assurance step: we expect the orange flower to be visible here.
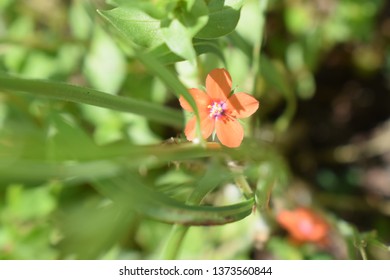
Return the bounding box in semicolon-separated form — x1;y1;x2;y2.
276;208;329;245
179;68;259;148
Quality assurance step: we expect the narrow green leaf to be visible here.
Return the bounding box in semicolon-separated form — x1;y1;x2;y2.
0;73;183;127
0;119;218;163
0;160;123;185
95;174;254;226
0;132;223;184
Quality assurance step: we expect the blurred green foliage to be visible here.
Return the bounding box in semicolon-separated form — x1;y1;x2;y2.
0;0;389;260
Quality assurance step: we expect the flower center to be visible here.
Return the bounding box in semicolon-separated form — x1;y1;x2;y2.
298;219;314;236
208;101;227;119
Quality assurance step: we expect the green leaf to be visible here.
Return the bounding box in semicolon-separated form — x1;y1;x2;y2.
180;0;209;36
161;18;196;63
146;44;183;64
195;0;243;39
194;39;226;62
147;39;225;64
107;0;169;19
83;26;126;93
46;114;98;161
0;129;220;184
58;202;135;259
0;73;183;127
157;0;208;63
160;161;231;259
186;161;232;205
94;173;254;226
98;7;164;48
0;160;123;185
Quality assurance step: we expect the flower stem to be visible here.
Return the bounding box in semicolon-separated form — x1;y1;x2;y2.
160;225;189;260
228;161;254;199
159;158;226;259
234;173;254;199
359;246;368;260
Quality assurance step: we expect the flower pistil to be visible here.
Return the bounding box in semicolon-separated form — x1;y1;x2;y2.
208;101;227;119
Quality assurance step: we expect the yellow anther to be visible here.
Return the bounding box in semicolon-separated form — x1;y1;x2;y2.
208;101;226;119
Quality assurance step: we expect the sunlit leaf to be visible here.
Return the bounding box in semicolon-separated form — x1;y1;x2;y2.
161;18;196;63
107;0;169;19
195;0;243;39
98;7;164;48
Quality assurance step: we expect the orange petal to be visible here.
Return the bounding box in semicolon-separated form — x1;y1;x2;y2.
215;116;243;148
184;114;214;141
227;92;259;118
199;112;215;139
277;210;298;231
179;88;211;112
206;68;232;101
184;116;197;140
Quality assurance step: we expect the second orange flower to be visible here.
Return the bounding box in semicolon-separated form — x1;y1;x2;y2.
277;207;330;245
179;68;259;148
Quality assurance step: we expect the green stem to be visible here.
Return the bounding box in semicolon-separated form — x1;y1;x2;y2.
0;73;183;127
228;160;254;199
160;225;189;260
359;245;368;260
234;173;253;199
354;235;368;260
160;160;230;259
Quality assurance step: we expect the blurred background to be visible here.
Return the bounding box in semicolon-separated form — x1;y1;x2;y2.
0;0;389;259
